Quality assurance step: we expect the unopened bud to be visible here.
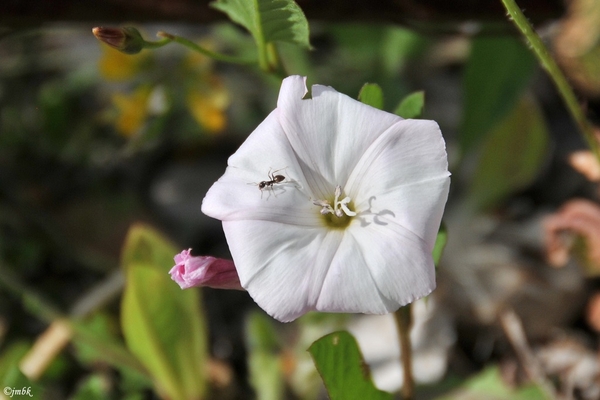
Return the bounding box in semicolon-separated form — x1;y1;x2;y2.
92;26;145;55
169;249;243;291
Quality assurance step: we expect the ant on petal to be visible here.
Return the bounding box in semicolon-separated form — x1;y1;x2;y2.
249;168;289;199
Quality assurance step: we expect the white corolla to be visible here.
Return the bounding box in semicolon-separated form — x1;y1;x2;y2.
199;76;450;322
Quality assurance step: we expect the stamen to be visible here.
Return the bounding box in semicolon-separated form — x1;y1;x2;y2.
313;186;356;218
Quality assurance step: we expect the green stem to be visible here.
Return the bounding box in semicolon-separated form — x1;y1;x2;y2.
266;42;288;79
155;31;255;65
394;305;414;400
0;262;63;322
142;37;171;50
501;0;600;161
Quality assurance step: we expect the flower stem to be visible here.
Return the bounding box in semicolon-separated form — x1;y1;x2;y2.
501;0;600;161
156;31;255;65
394;305;414;400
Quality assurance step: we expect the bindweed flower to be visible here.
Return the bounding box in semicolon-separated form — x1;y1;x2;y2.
170;249;243;290
200;76;450;322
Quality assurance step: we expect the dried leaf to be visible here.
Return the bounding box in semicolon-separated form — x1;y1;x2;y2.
544;199;600;274
555;0;600;95
586;292;600;333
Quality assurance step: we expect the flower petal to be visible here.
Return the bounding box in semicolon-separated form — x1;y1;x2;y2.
222;219;344;322
277;76;403;199
346;119;450;250
315;220;435;314
201;109;319;226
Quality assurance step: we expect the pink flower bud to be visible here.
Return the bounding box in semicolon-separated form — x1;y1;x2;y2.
169;249;243;290
92;26;145;54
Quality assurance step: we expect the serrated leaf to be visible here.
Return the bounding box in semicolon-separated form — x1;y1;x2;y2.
460;36;536;154
211;0;311;50
394;91;425;119
470;95;549;209
308;331;393;400
358;83;384;110
121;224;207;400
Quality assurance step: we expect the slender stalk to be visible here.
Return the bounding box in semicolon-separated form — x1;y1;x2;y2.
141;36;171;50
394;305;414;400
265;42;288;80
155;31;255;65
0;262;62;322
501;0;600;161
499;309;556;400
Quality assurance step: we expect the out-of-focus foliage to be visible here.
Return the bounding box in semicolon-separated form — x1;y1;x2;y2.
0;342;42;396
469;94;549;209
460;36;536;154
435;366;546;400
246;312;285;400
121;224;208;400
555;0;600;95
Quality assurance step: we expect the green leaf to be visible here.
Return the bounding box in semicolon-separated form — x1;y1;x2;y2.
70;374;112;400
432;222;447;266
246;312;284;400
0;341;30;384
460;36;536;154
71;313;152;386
394;91;425;119
469;94;549;209
435;366;546;400
0;342;44;398
358;83;384;110
308;331;393;400
211;0;311;68
121;224;207;400
380;28;428;77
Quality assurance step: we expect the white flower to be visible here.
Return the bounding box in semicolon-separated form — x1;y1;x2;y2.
201;76;450;322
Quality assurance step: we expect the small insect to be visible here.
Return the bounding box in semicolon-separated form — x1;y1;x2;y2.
249;168;289;198
258;168;286;190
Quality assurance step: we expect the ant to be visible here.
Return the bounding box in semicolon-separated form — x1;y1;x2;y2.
258;168;286;190
250;168;289;198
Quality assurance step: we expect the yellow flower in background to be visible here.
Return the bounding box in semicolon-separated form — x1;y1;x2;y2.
98;44;149;81
99;35;230;137
184;46;213;70
111;85;152;137
183;42;231;134
186;77;230;134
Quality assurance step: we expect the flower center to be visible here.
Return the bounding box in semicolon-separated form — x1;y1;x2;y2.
313;186;356;229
